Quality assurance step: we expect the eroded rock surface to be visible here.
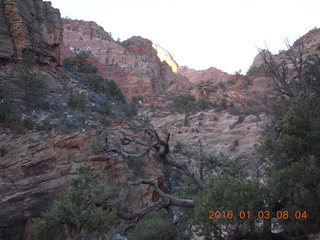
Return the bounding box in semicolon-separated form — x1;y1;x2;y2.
0;0;63;65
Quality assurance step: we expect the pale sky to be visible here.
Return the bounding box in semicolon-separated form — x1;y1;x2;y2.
49;0;320;74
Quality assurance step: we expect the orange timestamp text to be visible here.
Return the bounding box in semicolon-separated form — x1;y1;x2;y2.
208;210;307;220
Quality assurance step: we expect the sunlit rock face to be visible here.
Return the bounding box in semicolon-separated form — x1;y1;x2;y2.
152;43;179;73
62;19;190;98
0;0;63;65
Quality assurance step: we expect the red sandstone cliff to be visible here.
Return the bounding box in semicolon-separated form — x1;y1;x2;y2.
62;19;191;97
0;0;63;65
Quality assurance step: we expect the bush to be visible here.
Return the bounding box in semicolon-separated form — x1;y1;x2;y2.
245;76;253;86
169;93;196;113
22;72;50;110
68;91;88;110
229;106;241;116
106;80;126;103
195;98;213;111
0;146;8;157
217;81;226;90
214;98;229;112
84;74;106;92
184;113;190;126
63;51;97;73
259;93;320;235
227;78;237;85
128;210;177;240
32;164;119;240
91;136;106;154
124;156;145;178
19;51;51;110
193;175;267;239
36;119;53;132
22;117;37;130
230;139;240;151
0;82;20;127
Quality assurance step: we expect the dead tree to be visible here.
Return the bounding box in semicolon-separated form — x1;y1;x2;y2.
257;41;320;137
106;114;206;222
258;40;319;99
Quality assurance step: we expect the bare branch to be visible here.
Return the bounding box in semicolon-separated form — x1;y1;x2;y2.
162;155;206;190
107;147;151;158
140;180;194;208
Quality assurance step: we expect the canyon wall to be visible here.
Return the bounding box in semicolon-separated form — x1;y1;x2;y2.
0;0;63;65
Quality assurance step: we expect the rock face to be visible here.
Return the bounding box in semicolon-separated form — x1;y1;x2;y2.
0;0;63;65
178;66;231;84
0;127;163;239
152;43;179;73
62;19;190;97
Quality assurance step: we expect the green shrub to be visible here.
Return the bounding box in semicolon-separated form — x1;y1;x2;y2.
259;93;320;235
196;98;213;111
193;176;267;239
63;51;97;73
227;78;237;85
217;81;226;90
32;164;119;240
68;91;88;110
0;82;20;127
245;76;253;86
106;80;126;103
99;116;112;127
19;51;51;110
21;72;50;110
85;74;106;92
169;93;196;113
36;119;53;132
128;210;177;240
229;106;241;116
230;139;240;151
22;117;37;130
184;113;190;126
124;156;145;178
0;146;8;157
91;136;105;154
214;98;229;112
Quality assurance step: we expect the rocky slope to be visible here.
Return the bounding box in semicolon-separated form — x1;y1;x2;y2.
0;0;63;65
62;19;191;98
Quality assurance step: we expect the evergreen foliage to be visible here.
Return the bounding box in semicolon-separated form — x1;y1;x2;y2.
169;93;213;113
68;91;88;110
128;210;177;240
259;92;320;234
63;51;98;73
106;80;126;103
19;51;50;110
32;164;119;240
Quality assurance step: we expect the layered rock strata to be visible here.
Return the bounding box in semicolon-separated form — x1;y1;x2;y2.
0;0;63;65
